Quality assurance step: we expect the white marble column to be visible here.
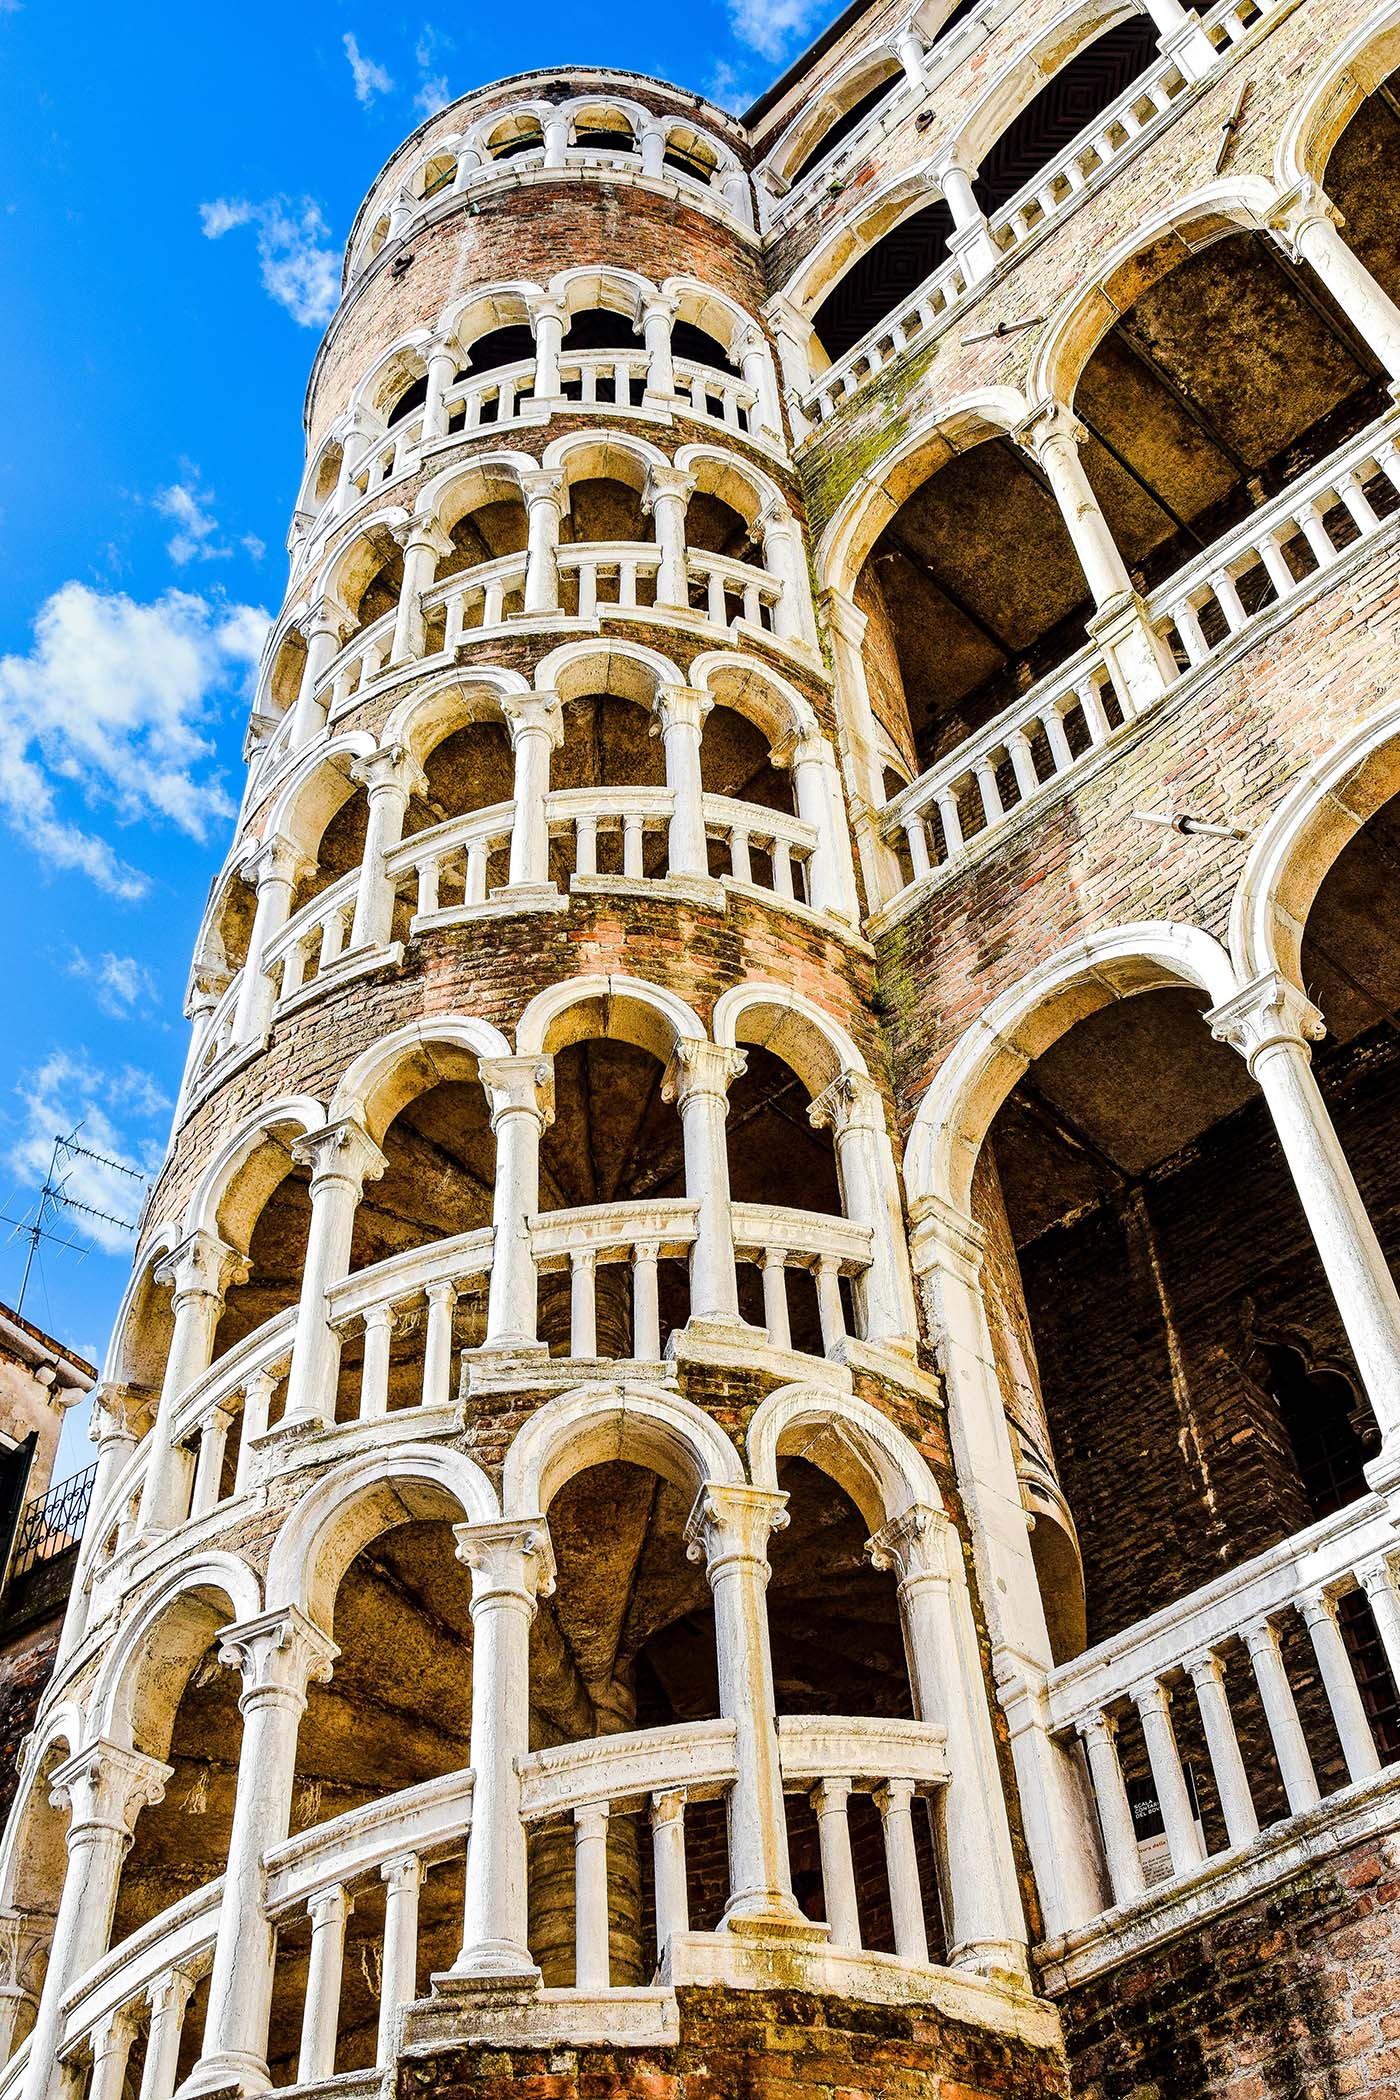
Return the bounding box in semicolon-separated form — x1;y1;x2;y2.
810;1779;859;1948
934;151;1000;284
644;469;694;608
138;1972;194;2100
892;23;926;83
184;1608;337;2095
868;1502;1028;1978
390;517;453;664
500;691;564;894
479;1055;555;1352
819;586;902;908
730;324;782;442
377;1855;423;2066
282;1121;387;1429
661;1041;749;1331
809;1071;919;1353
288;596;351;749
349;743;426;951
529;300;567;401
422;339;460;443
297;1887;350;2083
521;469;566;615
453;1519;555;1978
778;729;860;922
685;1484;808;1931
758;506;809;646
1271;181;1400;386
232;835;313;1046
653;684;710;878
542;111;569;168
21;1744;169;2100
1208;973;1400;1487
138;1232;248;1539
1015;403;1175;712
640;293;678;399
907;1197;1109;1935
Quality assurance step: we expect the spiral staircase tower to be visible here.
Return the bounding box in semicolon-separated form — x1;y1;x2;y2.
14;2;1400;2093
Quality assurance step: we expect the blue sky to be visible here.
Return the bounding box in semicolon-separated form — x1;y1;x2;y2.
0;0;839;1470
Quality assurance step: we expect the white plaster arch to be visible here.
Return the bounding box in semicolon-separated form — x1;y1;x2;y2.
101;1220;181;1386
92;1554;263;1757
1025;176;1281;407
547;264;651;327
266;1443;500;1634
184;1096;327;1254
316;504;414;621
265;731;377;860
673;441;787;527
541;427;672;500
782;163;941;325
689;650;819;746
330;1014;513;1145
564;92;654;144
515;971;705;1063
818;385;1029;599
438;282;543;363
502;1380;743;1518
1230;692;1400;992
416;448;535;535
904;921;1240;1216
0;1701;85;1914
1276;1;1400;190
712;982;869;1096
747;1381;943;1535
347;333;435;425
660;276;758;356
534;634;682;708
949;0;1142;175
768;44;906;191
382;663;531;770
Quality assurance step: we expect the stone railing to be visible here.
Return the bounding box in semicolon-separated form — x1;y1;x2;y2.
259;870;363;1012
558;540;663;616
1048;1492;1400;1933
530;1199;701;1359
326;1228;496;1420
877;406;1400;907
804;0;1286;428
732;1203;874;1357
45;1713;948;2097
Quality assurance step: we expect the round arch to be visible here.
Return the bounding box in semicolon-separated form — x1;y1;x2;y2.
949;0;1140;175
416;449;534;535
1025;177;1280;407
437;282;542;364
515;971;704;1062
767;44;906;190
383;663;530;771
100;1220;181;1386
534;635;681;708
674;441;786;529
782;165;941;326
347;333;435;425
502;1380;743;1518
265;1444;499;1633
1230;694;1400;991
547;264;650;326
184;1096;326;1253
818;385;1028;598
1276;1;1400;190
904;921;1240;1215
91;1555;263;1757
689;649;818;746
542;427;671;498
317;505;413;618
712;981;870;1096
747;1381;943;1534
330;1014;513;1145
0;1701;85;1915
265;732;377;860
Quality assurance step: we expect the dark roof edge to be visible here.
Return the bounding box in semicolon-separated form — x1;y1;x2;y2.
741;0;876;128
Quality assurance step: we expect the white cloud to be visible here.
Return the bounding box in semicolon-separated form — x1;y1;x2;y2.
414;74;451;116
200;196;339;328
66;951;158;1019
8;1050;167;1256
728;0;819;60
705;60;748;112
154;470;229;566
344;31;394;106
413;27;452;115
0;583;270;897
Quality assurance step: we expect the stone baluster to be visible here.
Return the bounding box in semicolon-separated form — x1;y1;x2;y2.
86;2009;137;2100
1076;1712;1144;1907
1185;1652;1258;1850
188;1404;235;1521
297;1886;351;2084
1132;1681;1205;1875
136;1971;194;2100
232;834;314;1046
1242;1619;1320;1814
1358;1556;1400;1688
453;1520;555;1978
377;1854;423;2066
573;1802;611;1989
650;1789;689;1958
810;1778;860;1949
1298;1587;1380;1782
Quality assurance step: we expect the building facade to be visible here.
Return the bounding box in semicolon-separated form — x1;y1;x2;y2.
5;0;1400;2093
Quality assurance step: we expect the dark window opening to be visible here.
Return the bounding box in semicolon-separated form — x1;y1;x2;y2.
672;318;737;371
812;198;955;363
386;375;429;428
464;324;535;376
573;126;636;153
1256;1342;1378;1521
975;16;1161;217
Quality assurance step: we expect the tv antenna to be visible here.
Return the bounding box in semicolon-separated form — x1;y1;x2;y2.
0;1126;145;1318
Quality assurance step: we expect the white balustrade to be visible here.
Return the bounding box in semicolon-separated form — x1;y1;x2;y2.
260;870;362;1009
673;357;759;438
731;1204;874;1357
191;976;242;1086
386;803;517;921
805;0;1287;429
686;550;783;638
1052;1493;1400;1929
325;1229;494;1418
557;542;662;617
529;1201;699;1360
559;348;649;410
55;1882;223;2094
879;406;1400;907
443;361;536;434
422;555;529;646
703;793;816;903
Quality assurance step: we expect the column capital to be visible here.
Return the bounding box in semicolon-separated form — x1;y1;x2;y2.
308;1883;352;1929
454;1515;557;1602
424;333;460;368
519;466;566;510
1130;1676;1172;1720
1242;1614;1283;1658
295;593;352;647
661;1038;747;1108
640;289;680;322
1184;1647;1227;1686
757;499;797;541
49;1739;170;1837
499;688;565;749
382;1851;423;1892
865;1500;955;1583
217;1604;338;1708
525;294;568;328
1075;1708;1119;1752
652;682;711;734
907;1192;987;1283
729;320;766;361
1359;1556;1400;1603
154;1229;249;1304
351;740;428;800
478;1053;556;1132
1207;970;1326;1072
242;831;315;894
808;1067;885;1136
1267;178;1342;261
1012;401;1086;459
642;466;696;510
391;514;454;560
290;1117;388;1193
650;1784;687;1825
90;1381;148;1440
684;1481;789;1570
930;143;979;187
1297;1583;1343;1631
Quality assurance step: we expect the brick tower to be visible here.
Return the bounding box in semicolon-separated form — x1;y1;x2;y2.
7;3;1400;2095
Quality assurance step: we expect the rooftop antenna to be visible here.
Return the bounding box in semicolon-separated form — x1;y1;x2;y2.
0;1126;145;1318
